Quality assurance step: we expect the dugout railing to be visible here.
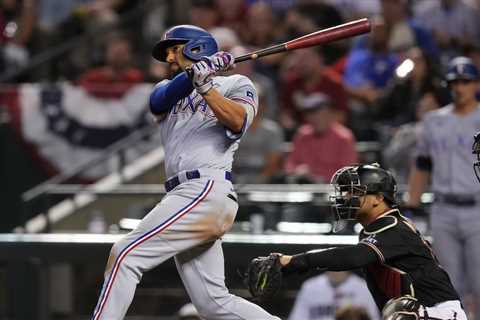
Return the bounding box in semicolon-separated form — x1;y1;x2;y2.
0;232;358;320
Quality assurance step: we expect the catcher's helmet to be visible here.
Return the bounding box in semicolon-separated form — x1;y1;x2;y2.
382;296;420;320
473;131;480;183
330;163;398;224
445;56;479;82
152;25;218;62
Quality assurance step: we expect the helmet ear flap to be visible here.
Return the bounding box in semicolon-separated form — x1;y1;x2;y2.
182;36;219;61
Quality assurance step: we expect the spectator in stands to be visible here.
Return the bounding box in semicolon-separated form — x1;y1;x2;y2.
281;47;348;138
414;0;480;61
336;305;372;320
142;0;168;48
343;18;399;107
374;47;449;128
466;45;480;72
242;1;277;48
37;0;135;35
379;0;438;57
233;83;285;184
284;1;344;65
209;27;241;52
465;45;480;100
189;0;219;31
289;271;379;320
215;0;247;36
77;32;143;98
343;17;399;141
323;0;381;21
285;93;357;184
146;56;169;83
241;2;283;91
382;91;440;184
0;0;35;80
36;0;142;81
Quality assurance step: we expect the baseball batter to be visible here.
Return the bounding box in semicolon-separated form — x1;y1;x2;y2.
91;25;280;320
407;56;480;318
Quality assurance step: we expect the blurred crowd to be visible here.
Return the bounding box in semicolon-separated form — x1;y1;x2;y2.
1;0;480;183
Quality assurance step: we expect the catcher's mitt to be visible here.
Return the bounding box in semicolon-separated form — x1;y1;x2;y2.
244;254;283;301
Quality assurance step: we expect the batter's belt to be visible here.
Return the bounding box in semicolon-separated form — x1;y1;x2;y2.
165;169;232;192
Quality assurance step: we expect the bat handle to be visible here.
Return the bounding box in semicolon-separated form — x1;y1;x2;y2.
234;43;286;63
234;54;257;63
185;66;194;79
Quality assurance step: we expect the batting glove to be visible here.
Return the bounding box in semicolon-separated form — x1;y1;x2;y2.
189;60;216;95
203;51;235;72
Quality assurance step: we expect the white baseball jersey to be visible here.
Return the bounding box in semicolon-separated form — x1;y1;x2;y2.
158;74;258;179
289;273;380;320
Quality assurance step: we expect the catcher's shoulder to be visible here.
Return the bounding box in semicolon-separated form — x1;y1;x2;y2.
362;210;400;235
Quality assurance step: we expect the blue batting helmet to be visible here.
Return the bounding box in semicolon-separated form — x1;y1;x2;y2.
152;25;218;62
445;56;480;82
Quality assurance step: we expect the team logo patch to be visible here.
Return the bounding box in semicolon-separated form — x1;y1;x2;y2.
363;234;378;245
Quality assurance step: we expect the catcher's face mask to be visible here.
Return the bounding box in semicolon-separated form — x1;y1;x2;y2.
330;166;366;231
474;132;480;183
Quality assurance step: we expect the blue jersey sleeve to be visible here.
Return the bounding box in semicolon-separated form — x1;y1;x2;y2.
149;72;194;114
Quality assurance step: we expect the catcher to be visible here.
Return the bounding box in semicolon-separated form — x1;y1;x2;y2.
246;164;467;320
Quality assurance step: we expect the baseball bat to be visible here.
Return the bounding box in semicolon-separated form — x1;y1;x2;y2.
186;18;371;77
234;18;371;62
